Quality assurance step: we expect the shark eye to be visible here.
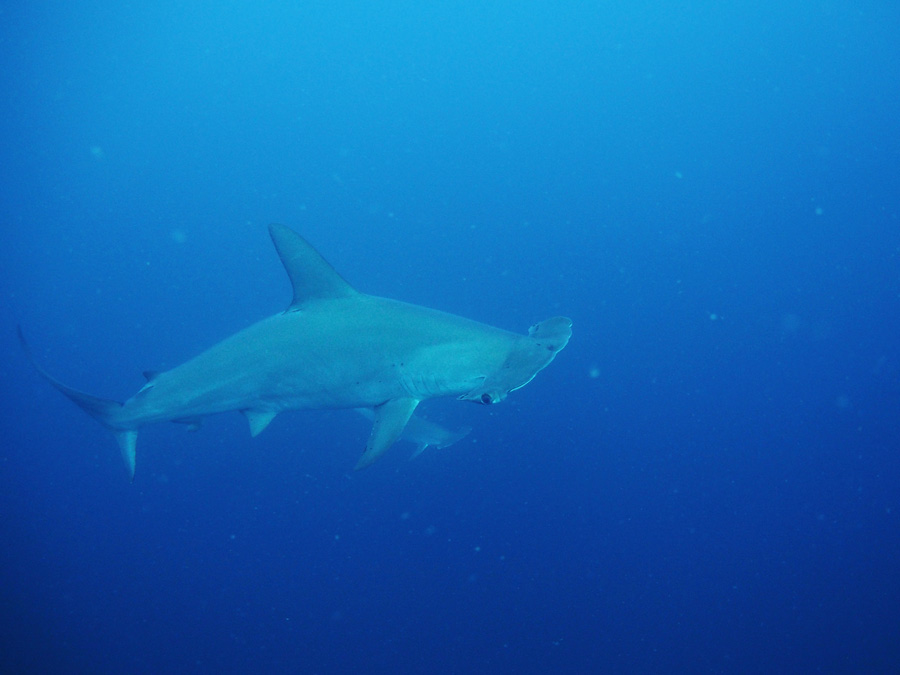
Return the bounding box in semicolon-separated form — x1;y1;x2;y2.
481;393;493;405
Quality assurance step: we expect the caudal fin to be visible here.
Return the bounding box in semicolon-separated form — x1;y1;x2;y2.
18;326;138;480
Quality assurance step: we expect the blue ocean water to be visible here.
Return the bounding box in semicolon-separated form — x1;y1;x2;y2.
2;1;899;672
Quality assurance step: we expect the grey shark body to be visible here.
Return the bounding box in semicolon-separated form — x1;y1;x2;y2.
356;408;470;460
22;224;571;479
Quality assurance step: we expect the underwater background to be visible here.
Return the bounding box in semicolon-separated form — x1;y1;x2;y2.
2;2;899;672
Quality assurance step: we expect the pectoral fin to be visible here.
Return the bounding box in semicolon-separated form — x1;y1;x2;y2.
355;398;419;470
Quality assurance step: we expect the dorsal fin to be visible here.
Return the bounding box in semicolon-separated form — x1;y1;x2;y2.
268;224;357;310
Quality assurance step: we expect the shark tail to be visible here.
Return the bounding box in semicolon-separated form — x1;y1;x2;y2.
18;326;138;480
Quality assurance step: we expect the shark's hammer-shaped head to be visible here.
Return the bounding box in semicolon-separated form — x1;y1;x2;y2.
458;316;572;405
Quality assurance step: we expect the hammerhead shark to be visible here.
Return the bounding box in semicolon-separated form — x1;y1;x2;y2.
21;224;571;479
